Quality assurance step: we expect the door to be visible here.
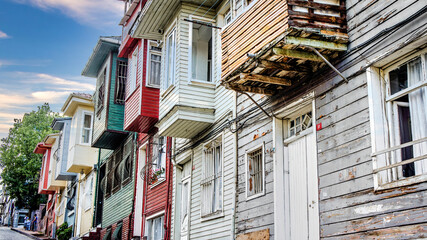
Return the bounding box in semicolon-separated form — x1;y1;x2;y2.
180;161;191;240
284;111;319;240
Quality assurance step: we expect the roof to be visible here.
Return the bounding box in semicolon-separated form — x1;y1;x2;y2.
81;36;121;78
61;93;94;116
33;142;52;154
51;117;72;130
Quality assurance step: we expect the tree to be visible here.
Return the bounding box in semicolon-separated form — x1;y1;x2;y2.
0;103;57;210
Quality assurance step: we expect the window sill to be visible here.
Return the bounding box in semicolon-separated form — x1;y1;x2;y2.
375;174;427;191
161;85;175;99
146;84;160;89
246;191;266;201
200;210;224;222
150;178;165;188
189;80;216;89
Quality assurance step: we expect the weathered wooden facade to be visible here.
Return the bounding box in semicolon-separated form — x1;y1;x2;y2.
220;0;427;239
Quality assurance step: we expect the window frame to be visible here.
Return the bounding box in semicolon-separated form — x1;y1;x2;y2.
83;173;93;211
200;133;224;220
188;15;216;84
115;59;128;104
121;137;134;185
150;136;167;187
147;40;162;88
245;143;265;200
145;212;165;240
80;111;93;145
163;27;176;92
96;68;106;116
128;46;138;99
367;49;427;191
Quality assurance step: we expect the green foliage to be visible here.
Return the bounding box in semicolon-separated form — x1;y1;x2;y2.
0;103;57;210
57;222;72;240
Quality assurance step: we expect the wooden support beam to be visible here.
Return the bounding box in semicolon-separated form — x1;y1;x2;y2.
273;48;326;62
284;36;347;51
258;60;311;73
240;73;291;86
226;83;275;96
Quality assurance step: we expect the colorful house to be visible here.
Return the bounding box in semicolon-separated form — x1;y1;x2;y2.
82;35;137;240
118;1;174;239
61;93;98;238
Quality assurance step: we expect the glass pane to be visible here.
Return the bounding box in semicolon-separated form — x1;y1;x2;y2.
84;114;91;128
389;64;408;95
82;129;90;143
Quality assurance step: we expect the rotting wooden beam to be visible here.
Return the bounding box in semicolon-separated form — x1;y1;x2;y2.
258;60;311;73
226;83;275;96
273;48;325;62
240;73;291;86
285;36;348;51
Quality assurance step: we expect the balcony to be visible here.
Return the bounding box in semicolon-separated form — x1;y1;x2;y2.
82;37;129;149
221;0;348;95
35;142;54;195
118;0;140;58
51;118;77;181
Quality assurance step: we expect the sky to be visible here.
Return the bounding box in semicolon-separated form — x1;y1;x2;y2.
0;0;125;139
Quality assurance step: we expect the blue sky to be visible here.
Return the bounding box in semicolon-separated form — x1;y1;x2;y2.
0;0;124;139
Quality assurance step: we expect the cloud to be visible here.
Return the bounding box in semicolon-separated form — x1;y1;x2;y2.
14;0;123;26
34;73;95;91
0;59;50;68
0;30;10;39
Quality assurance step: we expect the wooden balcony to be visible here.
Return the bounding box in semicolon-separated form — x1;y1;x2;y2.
221;0;348;95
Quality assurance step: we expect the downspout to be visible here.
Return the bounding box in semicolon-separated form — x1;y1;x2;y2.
231;91;238;240
164;137;173;240
141;137;149;238
74;173;82;237
130;133;138;238
92;149;101;228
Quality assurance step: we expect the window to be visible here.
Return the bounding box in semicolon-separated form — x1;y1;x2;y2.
225;10;232;25
81;112;93;144
151;136;166;183
113;148;123;191
97;68;106;114
191;22;213;82
128;47;138;96
83;174;93;211
105;159;113;198
368;52;427;190
147;41;161;87
234;0;254;16
145;215;164;240
115;60;127;104
288;111;312;137
246;144;265;199
200;135;223;218
121;137;133;183
165;29;176;90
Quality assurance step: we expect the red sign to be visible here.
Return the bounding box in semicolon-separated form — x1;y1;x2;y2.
316;123;322;131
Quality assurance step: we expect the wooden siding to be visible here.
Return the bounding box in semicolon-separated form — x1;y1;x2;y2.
102;135;135;228
107;53;126;132
221;0;289;79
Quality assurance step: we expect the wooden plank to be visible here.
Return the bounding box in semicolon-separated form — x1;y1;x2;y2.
258;60;311;72
272;48;325;62
239;73;291;86
237;229;270;240
323;223;427;239
288;0;346;11
322;207;427;238
226;83;275;96
285;36;348;51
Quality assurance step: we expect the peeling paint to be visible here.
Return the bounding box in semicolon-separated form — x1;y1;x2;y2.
354;204;401;215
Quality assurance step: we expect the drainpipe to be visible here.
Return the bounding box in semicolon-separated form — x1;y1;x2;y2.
92;149;101;228
231;90;238;240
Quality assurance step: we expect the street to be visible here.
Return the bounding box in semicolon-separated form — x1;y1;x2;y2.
0;226;32;240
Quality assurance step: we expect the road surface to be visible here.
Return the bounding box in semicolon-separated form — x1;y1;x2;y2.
0;226;32;240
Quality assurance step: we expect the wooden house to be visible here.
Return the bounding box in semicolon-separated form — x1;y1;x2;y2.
60;93;99;238
34;134;67;238
118;1;175;239
132;0;237;239
219;0;427;239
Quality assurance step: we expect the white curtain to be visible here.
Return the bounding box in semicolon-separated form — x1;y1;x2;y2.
408;58;427;174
